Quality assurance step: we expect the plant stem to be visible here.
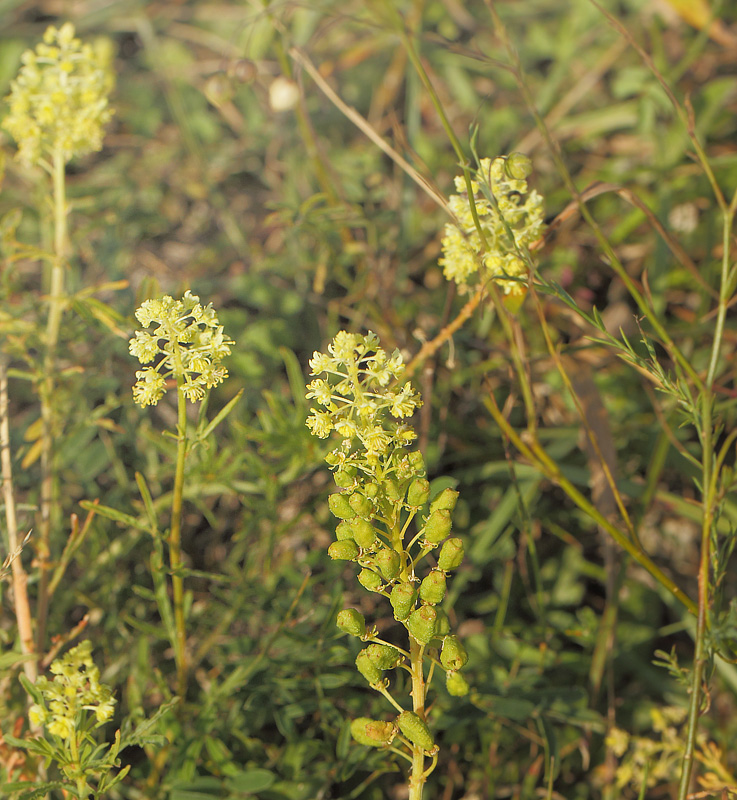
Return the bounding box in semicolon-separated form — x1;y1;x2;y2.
408;636;427;800
0;358;37;685
36;145;68;654
677;195;737;800
170;381;189;697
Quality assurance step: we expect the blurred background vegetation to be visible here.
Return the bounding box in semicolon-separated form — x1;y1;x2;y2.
1;0;737;798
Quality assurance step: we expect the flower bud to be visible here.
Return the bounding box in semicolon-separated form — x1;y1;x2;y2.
440;636;468;671
397;710;434;751
349;492;373;518
355;651;382;684
334;467;357;489
506;152;533;180
358;568;383;592
419;570;447;605
375;549;401;581
407;605;437;645
365;643;402;670
390;582;416;620
336;609;365;637
407;478;430;507
423;509;452;544
335;521;355;541
350;518;377;548
434;608;451;637
437;537;464;571
446;671;470;697
351;717;394;747
328;540;359;561
430;488;459;513
329;493;356;520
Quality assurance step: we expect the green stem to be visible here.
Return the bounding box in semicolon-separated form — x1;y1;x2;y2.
170;379;189;697
408;636;427;800
389;3;489;250
677;194;737;800
36;145;68;654
68;733;90;799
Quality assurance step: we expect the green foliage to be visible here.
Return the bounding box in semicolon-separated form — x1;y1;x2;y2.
0;3;736;800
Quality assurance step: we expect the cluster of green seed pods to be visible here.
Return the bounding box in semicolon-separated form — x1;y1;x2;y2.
327;465;472;732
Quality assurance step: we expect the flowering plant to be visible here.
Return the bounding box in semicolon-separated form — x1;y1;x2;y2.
3;22;114;168
129;290;233;406
6;641;128;799
439;154;544;298
306;331;468;800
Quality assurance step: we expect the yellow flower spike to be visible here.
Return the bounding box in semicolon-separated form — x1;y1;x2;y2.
439;155;545;294
3;23;114;167
29;640;116;740
129;291;233;407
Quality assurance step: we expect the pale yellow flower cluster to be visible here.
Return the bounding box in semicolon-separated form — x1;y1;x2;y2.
439;155;544;295
3;22;114;167
28;640;115;740
306;331;421;467
129;290;233;406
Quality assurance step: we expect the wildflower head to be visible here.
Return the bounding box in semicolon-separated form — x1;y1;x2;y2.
28;640;115;740
3;22;114;167
129;290;233;407
305;331;421;472
439;154;545;300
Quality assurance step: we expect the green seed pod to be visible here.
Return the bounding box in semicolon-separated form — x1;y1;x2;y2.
407;451;425;473
407;605;437;645
437;537;464;571
358;568;383;592
335;521;355;541
350;717;394;747
355;651;382;684
365;643;402;670
407;478;430;508
390;582;416;620
434;607;451;637
445;670;470;697
350;518;377;549
440;635;468;671
349;492;373;518
430;488;459;514
336;609;365;637
329;493;356;520
423;509;452;544
328;540;359;561
506;152;533;180
334;466;357;489
375;549;401;581
419;570;447;605
384;479;402;503
397;710;434;751
364;482;379;499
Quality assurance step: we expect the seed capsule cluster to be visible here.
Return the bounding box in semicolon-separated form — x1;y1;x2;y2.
306;331;470;756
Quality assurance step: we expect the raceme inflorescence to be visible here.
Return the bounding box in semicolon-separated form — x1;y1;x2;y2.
28;640;115;740
439;154;545;299
306;331;468;797
129;290;233;407
2;22;114;168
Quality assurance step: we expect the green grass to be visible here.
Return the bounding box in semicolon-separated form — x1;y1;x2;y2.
1;1;737;798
